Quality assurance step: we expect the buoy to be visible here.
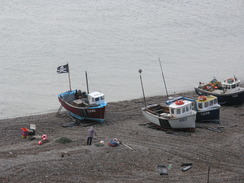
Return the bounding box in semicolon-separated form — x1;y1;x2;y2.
175;100;184;105
42;134;48;140
38;140;43;145
198;96;207;101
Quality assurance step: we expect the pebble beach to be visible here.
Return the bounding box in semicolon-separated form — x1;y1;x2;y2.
0;91;243;183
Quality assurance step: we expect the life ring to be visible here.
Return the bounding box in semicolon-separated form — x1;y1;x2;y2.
175;100;184;105
198;96;207;101
42;134;48;140
226;78;234;84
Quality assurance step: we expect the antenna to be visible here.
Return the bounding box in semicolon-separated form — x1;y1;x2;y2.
158;57;169;97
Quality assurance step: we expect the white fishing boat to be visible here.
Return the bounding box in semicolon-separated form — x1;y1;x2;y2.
142;99;197;130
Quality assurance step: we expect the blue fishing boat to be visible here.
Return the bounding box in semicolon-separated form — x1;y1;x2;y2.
166;95;220;123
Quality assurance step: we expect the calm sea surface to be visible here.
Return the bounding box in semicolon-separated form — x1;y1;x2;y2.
0;0;243;119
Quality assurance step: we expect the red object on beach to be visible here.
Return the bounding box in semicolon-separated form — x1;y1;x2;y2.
38;141;43;145
42;134;48;140
21;128;29;138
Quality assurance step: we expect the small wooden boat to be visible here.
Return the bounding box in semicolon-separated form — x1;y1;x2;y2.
194;77;244;105
58;90;107;123
142;99;197;130
166;95;220;123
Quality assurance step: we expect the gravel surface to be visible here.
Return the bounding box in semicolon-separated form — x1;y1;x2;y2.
0;92;243;183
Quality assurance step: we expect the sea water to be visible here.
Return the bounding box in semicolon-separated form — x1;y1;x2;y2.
0;0;243;119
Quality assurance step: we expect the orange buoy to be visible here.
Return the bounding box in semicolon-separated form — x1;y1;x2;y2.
175;100;184;105
198;96;207;101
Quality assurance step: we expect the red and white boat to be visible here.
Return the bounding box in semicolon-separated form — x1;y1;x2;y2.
58;90;107;123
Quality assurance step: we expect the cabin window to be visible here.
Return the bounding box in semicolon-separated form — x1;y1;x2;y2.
177;109;181;114
227;86;231;89
198;103;203;109
204;102;209;108
171;108;174;114
92;98;95;102
232;84;236;89
101;96;104;100
95;97;100;102
182;107;185;113
214;99;217;104
237;82;240;87
186;105;189;112
209;100;213;106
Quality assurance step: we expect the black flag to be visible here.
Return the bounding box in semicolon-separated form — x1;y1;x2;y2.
57;64;69;74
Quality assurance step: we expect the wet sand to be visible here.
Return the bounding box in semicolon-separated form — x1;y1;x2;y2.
0;92;243;183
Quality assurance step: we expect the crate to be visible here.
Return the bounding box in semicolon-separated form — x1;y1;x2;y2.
21;128;29;138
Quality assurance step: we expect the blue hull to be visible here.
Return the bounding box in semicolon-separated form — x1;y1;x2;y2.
196;107;220;123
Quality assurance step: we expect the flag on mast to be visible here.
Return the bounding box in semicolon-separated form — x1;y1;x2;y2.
57;64;69;74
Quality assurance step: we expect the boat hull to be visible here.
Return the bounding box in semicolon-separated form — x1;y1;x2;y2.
196;107;220;123
194;87;244;105
58;96;106;123
142;107;196;129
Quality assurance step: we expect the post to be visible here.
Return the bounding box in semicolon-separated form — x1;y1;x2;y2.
207;165;210;183
67;62;71;91
85;71;90;94
158;57;169;97
138;69;147;108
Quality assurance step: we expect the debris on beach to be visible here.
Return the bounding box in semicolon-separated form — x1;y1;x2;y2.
168;163;172;170
108;138;120;147
157;165;168;175
95;140;105;147
20;124;36;141
181;163;193;172
38;134;49;145
122;142;133;150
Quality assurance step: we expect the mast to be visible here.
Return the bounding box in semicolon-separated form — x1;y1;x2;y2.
85;71;90;94
67;63;72;91
158;57;169;97
138;69;147;108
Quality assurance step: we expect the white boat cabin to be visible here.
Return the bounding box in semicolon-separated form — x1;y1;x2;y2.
162;100;193;118
88;91;105;105
195;95;219;111
222;78;241;94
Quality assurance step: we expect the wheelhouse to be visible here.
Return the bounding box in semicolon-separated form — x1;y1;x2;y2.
196;95;218;111
222;78;241;93
169;100;193;118
88;91;105;106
